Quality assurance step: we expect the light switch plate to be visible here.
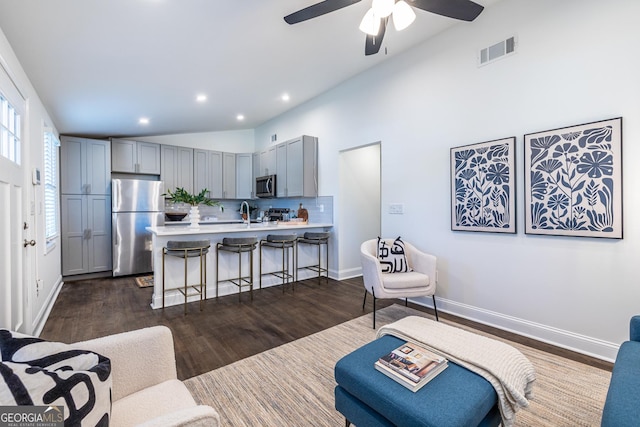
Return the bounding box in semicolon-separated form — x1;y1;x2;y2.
389;203;404;214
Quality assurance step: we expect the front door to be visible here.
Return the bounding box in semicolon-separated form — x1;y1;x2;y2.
0;63;27;332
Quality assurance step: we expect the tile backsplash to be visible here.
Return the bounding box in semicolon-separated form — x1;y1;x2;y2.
165;196;333;224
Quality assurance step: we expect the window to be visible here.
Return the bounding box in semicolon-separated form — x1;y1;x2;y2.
44;128;60;245
0;93;21;164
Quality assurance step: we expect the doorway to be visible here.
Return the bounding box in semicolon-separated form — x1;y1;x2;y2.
338;142;381;279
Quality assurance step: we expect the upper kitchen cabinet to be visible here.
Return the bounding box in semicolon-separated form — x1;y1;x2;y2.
193;149;223;199
259;146;277;176
222;152;236;199
276;135;318;198
161;145;193;193
111;138;161;174
60;136;111;195
236;153;253;199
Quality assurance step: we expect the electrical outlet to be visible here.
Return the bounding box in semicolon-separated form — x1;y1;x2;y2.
389;203;404;214
319;204;324;212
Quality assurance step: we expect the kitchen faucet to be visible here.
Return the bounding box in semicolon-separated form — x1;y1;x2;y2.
241;200;250;228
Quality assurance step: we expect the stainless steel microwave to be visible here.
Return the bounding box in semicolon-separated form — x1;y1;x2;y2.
256;175;276;198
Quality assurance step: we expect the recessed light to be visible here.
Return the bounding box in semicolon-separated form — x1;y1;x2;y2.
236;114;245;121
281;93;290;102
196;94;207;102
139;117;149;125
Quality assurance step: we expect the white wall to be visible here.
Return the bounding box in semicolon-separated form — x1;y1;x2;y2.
0;27;63;335
255;0;640;360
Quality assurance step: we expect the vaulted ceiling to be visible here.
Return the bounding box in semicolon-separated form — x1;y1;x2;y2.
0;0;499;138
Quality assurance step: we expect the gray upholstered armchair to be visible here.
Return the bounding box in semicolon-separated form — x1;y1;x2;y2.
360;238;438;328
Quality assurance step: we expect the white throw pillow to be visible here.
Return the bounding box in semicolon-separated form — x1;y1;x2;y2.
377;237;410;273
0;329;112;426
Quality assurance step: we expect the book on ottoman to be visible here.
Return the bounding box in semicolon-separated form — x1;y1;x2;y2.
374;341;448;392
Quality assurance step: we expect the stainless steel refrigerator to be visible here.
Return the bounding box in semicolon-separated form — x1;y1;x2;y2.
112;179;164;276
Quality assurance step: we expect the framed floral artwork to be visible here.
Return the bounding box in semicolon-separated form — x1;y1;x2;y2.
450;137;516;233
524;117;623;238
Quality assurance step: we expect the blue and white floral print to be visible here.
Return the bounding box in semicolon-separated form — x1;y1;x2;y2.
524;118;622;238
451;137;516;233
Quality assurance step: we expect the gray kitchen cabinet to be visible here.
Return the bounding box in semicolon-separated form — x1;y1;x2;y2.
252;152;260;198
111;138;161;174
161;145;193;193
259;146;277;176
193;149;223;199
60;194;112;276
60;136;112;276
222;152;236;199
236;153;253;199
276;143;287;197
60;136;111;195
274;135;318;198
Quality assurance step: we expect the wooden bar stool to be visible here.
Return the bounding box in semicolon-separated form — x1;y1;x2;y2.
296;231;330;283
216;236;258;302
162;240;210;314
259;234;297;292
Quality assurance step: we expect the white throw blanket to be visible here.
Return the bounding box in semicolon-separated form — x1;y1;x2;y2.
377;316;536;427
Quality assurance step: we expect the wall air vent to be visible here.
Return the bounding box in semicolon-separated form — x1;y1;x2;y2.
479;36;517;66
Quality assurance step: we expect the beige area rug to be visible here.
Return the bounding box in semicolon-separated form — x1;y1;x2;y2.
184;305;612;426
135;275;154;288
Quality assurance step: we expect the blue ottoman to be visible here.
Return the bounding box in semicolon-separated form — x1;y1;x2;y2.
334;335;501;427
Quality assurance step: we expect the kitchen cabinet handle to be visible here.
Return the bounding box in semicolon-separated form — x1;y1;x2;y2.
86;184;91;194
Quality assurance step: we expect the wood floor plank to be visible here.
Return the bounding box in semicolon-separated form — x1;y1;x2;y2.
41;275;611;380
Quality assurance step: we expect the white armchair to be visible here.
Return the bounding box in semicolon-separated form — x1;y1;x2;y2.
360;238;438;328
71;326;219;427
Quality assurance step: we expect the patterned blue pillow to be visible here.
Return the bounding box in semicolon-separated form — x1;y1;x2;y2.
0;329;112;426
377;237;410;273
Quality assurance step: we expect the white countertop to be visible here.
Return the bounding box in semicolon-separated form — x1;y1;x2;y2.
147;222;333;236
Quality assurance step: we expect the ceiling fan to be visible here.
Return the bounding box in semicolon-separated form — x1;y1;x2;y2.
284;0;484;56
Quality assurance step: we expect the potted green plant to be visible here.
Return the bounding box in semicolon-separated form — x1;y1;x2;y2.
164;187;218;207
164;187;219;227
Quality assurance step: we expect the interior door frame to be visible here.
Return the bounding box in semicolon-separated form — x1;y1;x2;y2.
338;142;381;279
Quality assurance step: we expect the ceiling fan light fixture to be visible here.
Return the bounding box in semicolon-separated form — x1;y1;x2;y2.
359;8;380;36
392;1;415;31
372;0;394;18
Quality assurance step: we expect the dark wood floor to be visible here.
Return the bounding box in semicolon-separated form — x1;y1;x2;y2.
41;275;612;380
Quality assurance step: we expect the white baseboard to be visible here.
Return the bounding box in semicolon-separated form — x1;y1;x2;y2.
337;266;362;281
409;296;619;363
32;276;63;337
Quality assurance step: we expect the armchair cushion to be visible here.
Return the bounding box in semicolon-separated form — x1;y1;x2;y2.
382;271;432;290
0;329;112;426
377;237;410;273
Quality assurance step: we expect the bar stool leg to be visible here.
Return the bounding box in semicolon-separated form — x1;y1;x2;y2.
317;241;321;280
250;248;254;301
162;250;166;309
325;239;329;283
281;244;286;293
259;242;263;290
183;255;188;315
238;251;242;302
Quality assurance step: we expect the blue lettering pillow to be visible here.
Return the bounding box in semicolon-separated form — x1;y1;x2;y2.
377;237;410;273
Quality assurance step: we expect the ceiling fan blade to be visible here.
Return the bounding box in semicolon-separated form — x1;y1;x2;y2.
365;18;387;56
409;0;484;21
284;0;362;24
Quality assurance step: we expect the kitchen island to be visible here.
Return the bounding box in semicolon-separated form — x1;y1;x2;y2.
146;222;333;309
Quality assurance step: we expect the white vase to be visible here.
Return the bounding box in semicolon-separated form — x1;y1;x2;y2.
189;205;200;228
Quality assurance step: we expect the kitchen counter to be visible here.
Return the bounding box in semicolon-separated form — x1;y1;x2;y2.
146;222;333;309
